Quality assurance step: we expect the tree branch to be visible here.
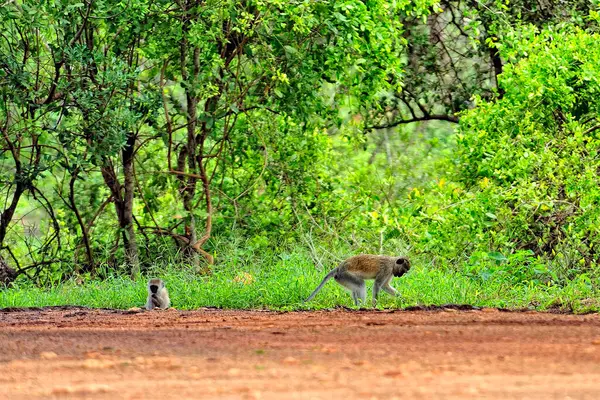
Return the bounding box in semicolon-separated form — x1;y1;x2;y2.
584;124;600;135
367;114;459;130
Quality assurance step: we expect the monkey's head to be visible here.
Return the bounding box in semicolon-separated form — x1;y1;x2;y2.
393;257;411;277
148;278;164;294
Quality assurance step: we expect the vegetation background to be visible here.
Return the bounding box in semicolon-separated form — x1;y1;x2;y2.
1;0;599;311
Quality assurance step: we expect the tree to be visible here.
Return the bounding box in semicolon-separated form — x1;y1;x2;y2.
454;26;600;273
1;1;156;278
143;0;436;265
367;0;593;130
0;1;89;282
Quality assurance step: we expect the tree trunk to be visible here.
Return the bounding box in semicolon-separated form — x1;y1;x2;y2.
489;46;505;99
122;132;139;277
100;132;139;277
0;127;27;248
0;183;25;248
68;167;95;271
184;89;199;266
0;255;17;286
176;4;214;267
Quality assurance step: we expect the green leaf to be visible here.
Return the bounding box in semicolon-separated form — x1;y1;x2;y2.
487;252;507;261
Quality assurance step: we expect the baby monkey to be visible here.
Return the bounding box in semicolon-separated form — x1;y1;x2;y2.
305;254;411;307
145;278;170;310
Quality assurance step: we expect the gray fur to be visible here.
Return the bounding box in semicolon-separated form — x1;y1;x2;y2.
145;279;170;310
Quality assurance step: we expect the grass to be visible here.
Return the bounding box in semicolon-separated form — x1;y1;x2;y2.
1;248;599;313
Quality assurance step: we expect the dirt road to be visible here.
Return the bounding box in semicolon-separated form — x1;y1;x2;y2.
1;307;600;399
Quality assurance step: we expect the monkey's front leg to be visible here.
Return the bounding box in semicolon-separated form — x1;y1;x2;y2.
382;282;399;296
373;273;390;307
381;274;400;297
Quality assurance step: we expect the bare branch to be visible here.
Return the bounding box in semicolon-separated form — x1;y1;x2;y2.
367;114;459;130
584;124;600;135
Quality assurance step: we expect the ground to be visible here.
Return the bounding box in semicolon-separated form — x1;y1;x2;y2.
1;307;600;399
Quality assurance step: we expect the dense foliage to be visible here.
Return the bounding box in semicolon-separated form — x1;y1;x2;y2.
452;26;600;283
1;0;435;280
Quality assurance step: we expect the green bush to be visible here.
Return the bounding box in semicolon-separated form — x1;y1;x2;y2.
423;27;600;284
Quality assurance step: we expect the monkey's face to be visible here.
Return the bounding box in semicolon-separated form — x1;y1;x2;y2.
148;279;164;294
393;257;411;277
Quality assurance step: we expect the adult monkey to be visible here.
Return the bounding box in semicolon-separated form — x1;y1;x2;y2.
305;254;411;306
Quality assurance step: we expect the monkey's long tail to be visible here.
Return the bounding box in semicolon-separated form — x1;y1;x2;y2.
304;269;337;302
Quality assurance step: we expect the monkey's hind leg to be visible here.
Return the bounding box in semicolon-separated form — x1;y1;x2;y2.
145;298;155;310
335;271;366;307
351;287;367;306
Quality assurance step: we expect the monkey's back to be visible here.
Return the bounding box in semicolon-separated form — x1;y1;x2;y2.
344;254;394;279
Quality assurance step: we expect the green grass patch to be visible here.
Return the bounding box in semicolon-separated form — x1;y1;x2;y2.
1;250;599;313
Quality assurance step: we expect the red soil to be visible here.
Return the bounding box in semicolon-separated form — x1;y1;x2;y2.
1;307;600;399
